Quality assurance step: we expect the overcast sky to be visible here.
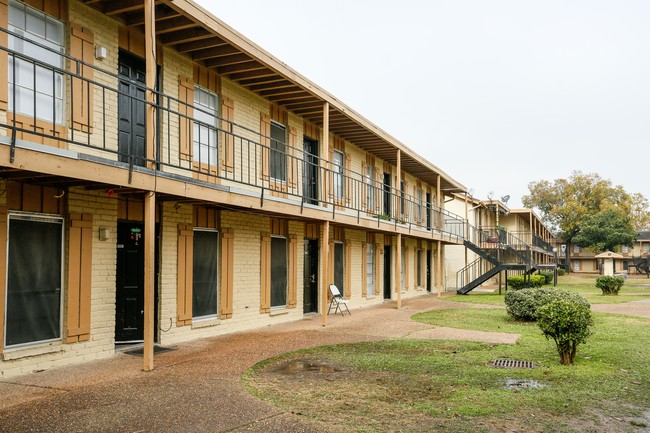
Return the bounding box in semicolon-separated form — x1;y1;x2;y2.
196;0;650;209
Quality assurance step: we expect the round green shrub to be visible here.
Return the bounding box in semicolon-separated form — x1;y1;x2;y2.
595;276;624;295
505;288;589;321
557;268;566;276
507;274;546;290
539;271;554;284
537;299;593;365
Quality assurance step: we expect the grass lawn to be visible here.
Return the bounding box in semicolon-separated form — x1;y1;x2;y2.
447;273;650;305
244;290;650;432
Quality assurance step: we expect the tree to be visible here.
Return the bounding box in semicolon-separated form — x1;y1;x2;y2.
571;209;637;253
522;171;650;270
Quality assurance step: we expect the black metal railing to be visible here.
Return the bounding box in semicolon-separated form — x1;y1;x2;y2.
0;29;467;239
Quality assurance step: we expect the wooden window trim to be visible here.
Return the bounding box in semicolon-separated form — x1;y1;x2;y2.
66;213;93;343
260;232;271;313
219;228;234;319
176;224;193;326
70;23;94;133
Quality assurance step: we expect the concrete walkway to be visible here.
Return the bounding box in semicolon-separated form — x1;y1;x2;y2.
0;294;646;433
0;295;515;433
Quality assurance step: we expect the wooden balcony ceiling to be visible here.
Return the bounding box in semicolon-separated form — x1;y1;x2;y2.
81;0;465;193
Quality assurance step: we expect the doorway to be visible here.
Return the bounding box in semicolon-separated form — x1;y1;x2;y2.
303;137;319;205
383;245;392;299
118;51;147;167
303;239;319;313
426;192;432;230
426;249;432;292
115;221;145;342
383;173;391;217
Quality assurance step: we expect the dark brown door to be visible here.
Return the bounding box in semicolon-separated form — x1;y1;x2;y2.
115;221;144;342
118;51;146;167
303;239;319;313
384;245;392;299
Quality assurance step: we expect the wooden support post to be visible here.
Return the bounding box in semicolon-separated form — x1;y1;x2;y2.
320;220;330;326
143;192;155;371
396;233;402;309
143;0;156;372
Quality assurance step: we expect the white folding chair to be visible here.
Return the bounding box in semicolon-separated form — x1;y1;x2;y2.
328;284;351;316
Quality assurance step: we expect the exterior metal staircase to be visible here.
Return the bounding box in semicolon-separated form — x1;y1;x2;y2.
456;226;550;295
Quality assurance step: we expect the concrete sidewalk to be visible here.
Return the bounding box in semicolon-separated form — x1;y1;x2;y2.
0;295;514;433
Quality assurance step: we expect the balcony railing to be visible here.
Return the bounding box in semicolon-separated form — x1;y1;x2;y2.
0;29;467;240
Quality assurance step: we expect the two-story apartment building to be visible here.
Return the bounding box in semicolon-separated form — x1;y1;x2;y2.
446;196;557;293
0;0;471;377
559;231;650;275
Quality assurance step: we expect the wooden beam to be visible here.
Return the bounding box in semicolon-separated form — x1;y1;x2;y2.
258;88;308;98
143;0;156;372
176;37;227;53
191;45;240;61
248;81;294;92
205;53;253;68
126;6;179;26
105;0;144;15
217;60;265;75
155;17;198;35
159;27;211;45
227;69;277;81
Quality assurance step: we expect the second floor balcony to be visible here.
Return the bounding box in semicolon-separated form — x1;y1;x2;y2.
0;27;467;241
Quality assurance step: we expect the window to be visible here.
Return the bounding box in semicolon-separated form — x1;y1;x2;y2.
270;121;286;181
623;260;629;271
192;229;219;319
333;150;344;199
400;180;406;215
416;189;423;222
5;214;63;347
334;242;344;294
366;164;374;211
270;236;287;307
573;244;581;254
621;245;629;254
644;244;650;254
193;86;218;166
8;0;65;124
366;243;375;297
573;260;580;272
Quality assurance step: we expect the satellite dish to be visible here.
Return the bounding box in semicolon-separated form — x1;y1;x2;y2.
487;191;494;200
501;195;510;204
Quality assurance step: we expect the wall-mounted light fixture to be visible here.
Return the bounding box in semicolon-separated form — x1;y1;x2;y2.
99;227;110;241
95;45;107;60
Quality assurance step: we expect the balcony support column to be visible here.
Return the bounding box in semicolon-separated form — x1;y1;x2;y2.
437;239;442;297
143;0;156;372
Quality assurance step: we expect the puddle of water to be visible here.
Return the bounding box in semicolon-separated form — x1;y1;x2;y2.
273;358;341;375
505;378;547;390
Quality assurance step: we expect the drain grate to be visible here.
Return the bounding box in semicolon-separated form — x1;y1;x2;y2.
491;359;536;369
